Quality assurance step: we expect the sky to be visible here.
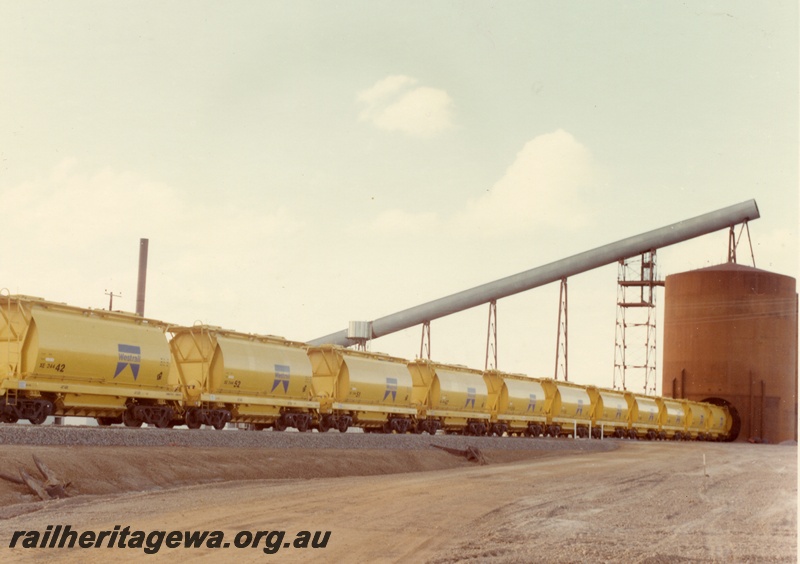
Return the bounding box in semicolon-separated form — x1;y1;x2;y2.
1;1;797;395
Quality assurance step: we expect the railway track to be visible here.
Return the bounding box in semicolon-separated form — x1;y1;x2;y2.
0;424;618;453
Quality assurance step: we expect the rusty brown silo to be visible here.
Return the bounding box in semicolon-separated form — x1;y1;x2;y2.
662;263;798;443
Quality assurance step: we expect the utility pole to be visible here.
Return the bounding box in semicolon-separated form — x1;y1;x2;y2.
104;289;121;311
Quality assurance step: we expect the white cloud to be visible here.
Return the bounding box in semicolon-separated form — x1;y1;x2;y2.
0;159;303;326
357;75;454;137
450;129;597;236
343;130;601;242
357;75;417;106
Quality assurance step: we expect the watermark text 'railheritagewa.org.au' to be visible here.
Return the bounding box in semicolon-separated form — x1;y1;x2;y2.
8;525;331;555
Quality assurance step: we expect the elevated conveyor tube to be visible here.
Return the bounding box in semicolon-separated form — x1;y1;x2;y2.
308;199;759;347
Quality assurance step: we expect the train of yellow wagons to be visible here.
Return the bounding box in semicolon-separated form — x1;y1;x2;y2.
0;295;732;440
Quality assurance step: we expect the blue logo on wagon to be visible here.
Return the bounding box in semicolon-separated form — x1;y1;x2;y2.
465;387;476;408
114;344;141;380
383;378;397;402
271;365;291;393
527;394;537;412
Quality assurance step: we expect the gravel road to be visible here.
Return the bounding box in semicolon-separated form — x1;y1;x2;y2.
0;440;794;563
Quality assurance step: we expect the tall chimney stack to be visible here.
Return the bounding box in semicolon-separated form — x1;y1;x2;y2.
136;238;149;317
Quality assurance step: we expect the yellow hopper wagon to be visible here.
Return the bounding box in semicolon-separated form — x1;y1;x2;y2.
703;402;732;441
307;345;416;433
492;372;549;437
0;295;179;427
683;399;710;440
168;325;318;431
407;360;491;436
628;393;662;440
587;387;630;439
543;379;594;438
655;397;686;440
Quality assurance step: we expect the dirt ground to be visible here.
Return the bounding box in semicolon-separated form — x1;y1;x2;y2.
0;441;795;562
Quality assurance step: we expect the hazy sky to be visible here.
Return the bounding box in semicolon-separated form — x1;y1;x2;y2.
1;2;797;394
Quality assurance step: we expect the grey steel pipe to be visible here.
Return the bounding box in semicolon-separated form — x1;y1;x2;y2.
136;238;149;317
308;199;759;347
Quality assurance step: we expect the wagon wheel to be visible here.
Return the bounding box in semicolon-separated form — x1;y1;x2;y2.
27;400;53;425
154;408;173;429
273;416;287;432
28;412;47;425
0;409;18;424
184;408;202;430
318;415;332;433
296;415;309;433
122;407;143;428
211;411;228;430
